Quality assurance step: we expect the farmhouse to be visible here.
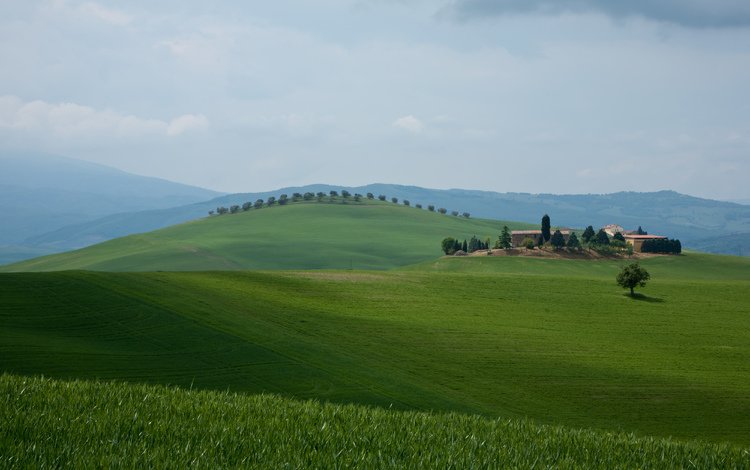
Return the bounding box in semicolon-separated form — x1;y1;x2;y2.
511;230;570;247
623;234;667;252
602;224;625;236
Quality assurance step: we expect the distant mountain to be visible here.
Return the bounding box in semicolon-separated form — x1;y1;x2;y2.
5;182;749;264
0;152;222;263
689;232;750;257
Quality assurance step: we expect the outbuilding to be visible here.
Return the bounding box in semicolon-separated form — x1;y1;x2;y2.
622;234;667;252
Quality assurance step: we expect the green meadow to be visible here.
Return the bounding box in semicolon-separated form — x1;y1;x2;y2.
2;374;747;468
2;253;749;446
2;201;750;465
1;200;533;272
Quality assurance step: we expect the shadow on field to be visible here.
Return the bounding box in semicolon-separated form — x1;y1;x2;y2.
624;293;665;303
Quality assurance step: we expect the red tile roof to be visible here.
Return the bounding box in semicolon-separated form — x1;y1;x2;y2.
623;234;667;239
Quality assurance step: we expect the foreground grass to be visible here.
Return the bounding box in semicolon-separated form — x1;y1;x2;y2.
1;375;747;468
1;201;533;272
2;254;749;445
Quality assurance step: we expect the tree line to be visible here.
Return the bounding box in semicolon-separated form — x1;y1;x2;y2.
641;238;681;254
441;236;491;255
209;190;473;219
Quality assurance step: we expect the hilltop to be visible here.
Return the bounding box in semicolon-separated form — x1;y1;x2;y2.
2;199;532;272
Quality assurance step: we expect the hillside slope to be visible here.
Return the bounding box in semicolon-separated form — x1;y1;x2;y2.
3;201;530;272
1;256;749;444
26;184;750;259
2;375;746;468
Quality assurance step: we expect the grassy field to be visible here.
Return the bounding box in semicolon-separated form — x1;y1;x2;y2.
2;253;749;445
2;374;747;468
1;200;534;272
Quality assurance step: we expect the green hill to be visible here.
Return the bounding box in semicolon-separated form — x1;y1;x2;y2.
2;374;746;468
2;254;749;444
1;200;532;272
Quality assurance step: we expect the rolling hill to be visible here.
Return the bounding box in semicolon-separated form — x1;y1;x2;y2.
2;200;533;272
1;253;749;445
21;184;750;260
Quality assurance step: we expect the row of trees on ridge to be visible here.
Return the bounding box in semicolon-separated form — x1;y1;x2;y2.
209;190;472;219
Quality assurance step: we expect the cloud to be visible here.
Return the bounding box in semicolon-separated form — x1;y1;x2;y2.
167;114;209;136
78;2;132;26
0;95;207;138
445;0;750;28
393;115;424;133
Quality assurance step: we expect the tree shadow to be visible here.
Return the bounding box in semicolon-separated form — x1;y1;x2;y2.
624;293;665;303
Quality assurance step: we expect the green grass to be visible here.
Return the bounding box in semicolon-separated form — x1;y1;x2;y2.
2;375;747;468
407;250;750;281
2;253;749;445
1;200;533;272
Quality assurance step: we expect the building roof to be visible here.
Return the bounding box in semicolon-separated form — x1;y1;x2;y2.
623;234;667;239
511;230;570;235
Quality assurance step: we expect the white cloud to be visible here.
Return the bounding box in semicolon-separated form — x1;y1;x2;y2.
392;115;424;133
0;95;207;138
167;114;209;136
78;2;132;26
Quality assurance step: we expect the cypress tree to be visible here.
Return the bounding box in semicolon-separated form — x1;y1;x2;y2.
541;214;551;242
462;240;468;252
499;226;512;250
567;232;581;250
582;226;595;243
550;230;565;250
595;229;610;245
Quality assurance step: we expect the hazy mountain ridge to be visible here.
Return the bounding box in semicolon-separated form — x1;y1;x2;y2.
0;153;223;262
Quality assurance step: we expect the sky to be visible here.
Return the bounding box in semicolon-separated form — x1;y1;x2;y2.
1;0;749;199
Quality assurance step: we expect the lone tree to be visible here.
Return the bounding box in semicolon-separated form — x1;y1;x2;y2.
499;226;512;250
617;262;651;296
550;229;565;250
541;214;551;242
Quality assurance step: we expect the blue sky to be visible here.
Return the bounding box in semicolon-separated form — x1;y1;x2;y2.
1;1;749;199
